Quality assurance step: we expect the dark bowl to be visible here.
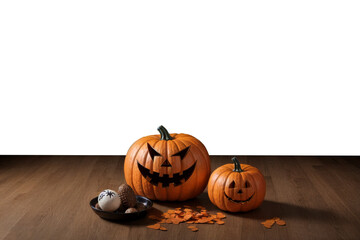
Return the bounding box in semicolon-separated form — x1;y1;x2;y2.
90;195;153;221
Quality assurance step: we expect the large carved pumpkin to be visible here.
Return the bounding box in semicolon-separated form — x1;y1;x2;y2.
208;157;266;212
124;126;211;201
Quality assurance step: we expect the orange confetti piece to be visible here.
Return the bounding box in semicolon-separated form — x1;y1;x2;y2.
261;220;274;225
188;226;199;232
276;219;286;226
195;213;203;218
178;212;185;217
263;224;272;229
183;214;192;221
201;212;209;217
171;218;181;224
197;217;209;224
145;206;226;232
262;219;275;224
162;213;170;218
261;219;276;229
147;223;160;230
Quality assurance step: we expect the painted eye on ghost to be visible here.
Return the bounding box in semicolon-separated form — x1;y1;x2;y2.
137;143;195;187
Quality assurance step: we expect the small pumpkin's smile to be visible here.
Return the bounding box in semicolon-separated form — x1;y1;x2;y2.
137;161;197;187
225;192;254;204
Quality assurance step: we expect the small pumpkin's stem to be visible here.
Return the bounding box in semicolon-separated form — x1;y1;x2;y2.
232;157;244;172
157;125;173;141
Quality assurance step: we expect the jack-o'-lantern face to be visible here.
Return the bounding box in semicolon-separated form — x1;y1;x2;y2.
224;178;255;204
137;143;196;187
124;126;211;201
208;157;266;212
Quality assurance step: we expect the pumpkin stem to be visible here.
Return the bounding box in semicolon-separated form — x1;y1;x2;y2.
232;157;244;172
158;125;174;141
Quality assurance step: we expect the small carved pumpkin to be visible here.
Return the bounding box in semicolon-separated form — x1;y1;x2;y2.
208;157;266;212
124;126;211;201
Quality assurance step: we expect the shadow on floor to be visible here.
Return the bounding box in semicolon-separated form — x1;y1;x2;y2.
106;192;340;225
233;200;339;223
154;193;340;223
152;193;222;213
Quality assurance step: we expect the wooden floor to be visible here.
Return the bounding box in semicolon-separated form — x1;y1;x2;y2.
0;156;359;240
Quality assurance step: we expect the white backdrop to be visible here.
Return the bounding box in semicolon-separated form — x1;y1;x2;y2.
0;0;359;155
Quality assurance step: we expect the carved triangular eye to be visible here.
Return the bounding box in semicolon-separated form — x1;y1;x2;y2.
229;181;235;188
147;143;161;160
172;146;190;160
245;181;251;188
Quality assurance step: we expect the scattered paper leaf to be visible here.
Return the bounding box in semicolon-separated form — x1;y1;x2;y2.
145;206;226;232
261;217;286;229
217;212;226;219
147;224;160;230
276;220;286;226
188;226;199;232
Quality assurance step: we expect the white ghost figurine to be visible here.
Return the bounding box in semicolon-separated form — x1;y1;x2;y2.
98;189;121;212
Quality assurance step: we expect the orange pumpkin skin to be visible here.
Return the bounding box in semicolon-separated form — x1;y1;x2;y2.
208;157;266;212
124;126;211;201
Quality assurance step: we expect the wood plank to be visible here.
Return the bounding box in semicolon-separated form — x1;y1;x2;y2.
0;156;359;240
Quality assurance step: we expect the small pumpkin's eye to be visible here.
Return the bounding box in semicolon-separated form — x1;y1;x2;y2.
147;143;161;160
172;146;190;160
245;181;251;188
229;181;235;188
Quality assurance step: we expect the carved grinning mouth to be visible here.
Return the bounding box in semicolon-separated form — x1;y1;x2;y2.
225;192;254;204
137;161;196;187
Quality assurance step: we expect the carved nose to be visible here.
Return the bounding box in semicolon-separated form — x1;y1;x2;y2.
161;159;172;167
237;189;243;194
